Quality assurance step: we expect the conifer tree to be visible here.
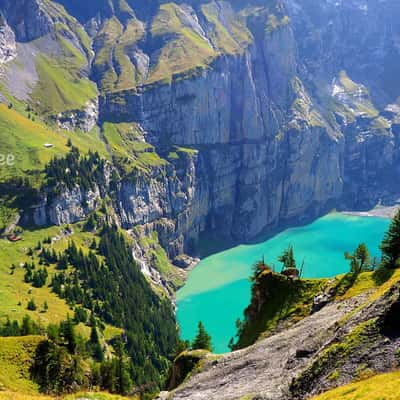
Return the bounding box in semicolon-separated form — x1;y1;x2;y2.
57;254;68;270
21;315;38;335
113;338;133;395
90;317;103;362
90;238;97;250
84;214;96;232
278;245;296;271
192;321;213;352
61;317;77;354
27;298;37;311
345;243;371;274
381;209;400;268
251;257;271;281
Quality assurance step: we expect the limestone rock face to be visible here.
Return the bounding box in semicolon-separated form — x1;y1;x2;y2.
0;0;53;42
98;0;400;248
30;152;198;258
33;186;102;226
0;17;16;64
5;0;400;258
20;0;400;258
56;99;99;132
116;154;198;258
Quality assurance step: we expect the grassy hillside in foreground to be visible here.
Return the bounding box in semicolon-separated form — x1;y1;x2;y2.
0;220;120;341
0;391;134;400
0;336;43;394
235;267;400;349
0;211;180;395
235;271;328;349
311;371;400;400
0;332;138;400
0;392;52;400
0;224;73;326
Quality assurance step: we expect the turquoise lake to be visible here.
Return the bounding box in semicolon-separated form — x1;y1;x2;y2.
176;213;390;354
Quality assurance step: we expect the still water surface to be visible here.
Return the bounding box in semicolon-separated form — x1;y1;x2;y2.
176;213;390;353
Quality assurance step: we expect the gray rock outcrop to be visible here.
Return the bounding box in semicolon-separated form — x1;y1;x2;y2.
0;0;53;42
56;99;99;132
0;16;16;64
160;284;400;399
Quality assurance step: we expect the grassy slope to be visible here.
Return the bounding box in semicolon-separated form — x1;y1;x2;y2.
147;3;217;85
147;2;253;86
0;105;107;184
28;3;97;117
0;392;134;400
0;335;133;398
113;18;145;91
201;2;252;54
0;105;69;183
236;271;328;349
0;2;96;121
41;0;93;58
102;122;167;174
237;268;400;349
0;393;52;400
340;268;400;301
93;17;123;93
93;16;144;93
311;371;400;400
0;225;71;325
89;2;253;90
32;49;96;117
0;336;43;394
0;220;121;341
0;218;171;398
0;219;156;398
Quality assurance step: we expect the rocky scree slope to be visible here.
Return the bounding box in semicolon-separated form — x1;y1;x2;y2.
0;0;399;269
159;271;400;399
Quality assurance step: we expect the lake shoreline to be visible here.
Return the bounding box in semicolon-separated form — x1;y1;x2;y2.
177;214;391;353
340;204;399;219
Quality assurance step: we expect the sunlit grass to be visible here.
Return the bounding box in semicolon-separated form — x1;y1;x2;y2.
0;104;108;184
0;221;121;336
311;370;400;400
0;336;43;394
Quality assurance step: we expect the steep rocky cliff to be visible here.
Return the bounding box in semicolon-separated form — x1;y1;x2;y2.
0;0;399;267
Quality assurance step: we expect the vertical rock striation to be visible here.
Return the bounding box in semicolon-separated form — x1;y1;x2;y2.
4;0;400;259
